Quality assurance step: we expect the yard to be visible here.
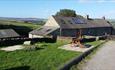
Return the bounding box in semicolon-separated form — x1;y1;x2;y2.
0;40;104;70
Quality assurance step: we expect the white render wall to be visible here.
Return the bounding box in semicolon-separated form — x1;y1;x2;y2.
29;34;44;38
44;16;60;28
29;34;33;38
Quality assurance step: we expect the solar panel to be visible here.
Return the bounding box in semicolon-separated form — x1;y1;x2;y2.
72;18;85;24
1;31;7;35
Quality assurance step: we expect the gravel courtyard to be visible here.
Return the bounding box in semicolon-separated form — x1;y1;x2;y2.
81;41;115;70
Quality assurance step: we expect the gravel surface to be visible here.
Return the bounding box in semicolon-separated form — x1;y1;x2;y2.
82;41;115;70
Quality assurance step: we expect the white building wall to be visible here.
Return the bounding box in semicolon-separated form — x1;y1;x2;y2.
29;34;44;38
44;16;60;28
29;34;33;38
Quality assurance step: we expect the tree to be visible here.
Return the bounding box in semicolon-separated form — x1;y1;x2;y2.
55;9;77;17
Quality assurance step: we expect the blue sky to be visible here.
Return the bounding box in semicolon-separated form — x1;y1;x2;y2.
0;0;115;19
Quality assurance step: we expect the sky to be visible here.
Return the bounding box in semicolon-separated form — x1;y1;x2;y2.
0;0;115;19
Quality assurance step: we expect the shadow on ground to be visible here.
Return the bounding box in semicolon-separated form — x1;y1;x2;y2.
5;66;30;70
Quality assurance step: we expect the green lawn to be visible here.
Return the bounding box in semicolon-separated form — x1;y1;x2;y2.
0;40;80;70
0;40;103;70
85;40;104;46
0;20;41;29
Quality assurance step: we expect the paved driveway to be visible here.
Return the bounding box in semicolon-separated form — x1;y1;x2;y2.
82;41;115;70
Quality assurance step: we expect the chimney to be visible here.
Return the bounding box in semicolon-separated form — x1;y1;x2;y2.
86;15;89;20
102;16;105;20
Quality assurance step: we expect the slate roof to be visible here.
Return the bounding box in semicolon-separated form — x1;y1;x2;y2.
29;26;59;36
110;23;115;29
29;16;112;36
0;29;20;38
53;16;112;29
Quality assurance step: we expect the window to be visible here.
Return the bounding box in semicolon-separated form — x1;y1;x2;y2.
1;31;7;35
60;19;66;24
46;29;52;32
68;20;73;24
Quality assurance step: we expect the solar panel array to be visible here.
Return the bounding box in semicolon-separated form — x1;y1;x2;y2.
72;18;85;24
0;29;19;38
59;17;86;24
0;31;7;35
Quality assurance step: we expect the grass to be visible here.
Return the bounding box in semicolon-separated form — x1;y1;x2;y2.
0;40;80;70
70;40;106;70
0;40;104;70
0;20;41;29
85;40;104;46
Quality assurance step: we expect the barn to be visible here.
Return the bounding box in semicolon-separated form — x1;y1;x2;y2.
29;15;112;38
0;29;20;40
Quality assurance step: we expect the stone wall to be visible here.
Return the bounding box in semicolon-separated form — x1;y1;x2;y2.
50;27;112;37
112;28;115;35
82;27;112;36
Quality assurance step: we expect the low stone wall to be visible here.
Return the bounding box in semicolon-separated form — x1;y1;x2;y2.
107;35;115;40
81;36;106;43
57;36;73;40
57;36;107;43
0;37;57;46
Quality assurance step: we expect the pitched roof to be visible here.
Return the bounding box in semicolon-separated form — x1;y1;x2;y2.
53;16;112;29
29;26;58;36
110;22;115;29
0;29;20;38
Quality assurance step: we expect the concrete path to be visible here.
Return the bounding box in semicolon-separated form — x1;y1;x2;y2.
82;41;115;70
1;45;23;51
59;44;94;52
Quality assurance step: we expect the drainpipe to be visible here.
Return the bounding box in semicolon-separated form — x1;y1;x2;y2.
86;15;89;20
60;28;62;36
102;16;105;20
111;27;113;35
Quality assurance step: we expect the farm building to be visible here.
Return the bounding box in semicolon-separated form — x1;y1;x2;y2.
0;29;20;40
29;15;112;38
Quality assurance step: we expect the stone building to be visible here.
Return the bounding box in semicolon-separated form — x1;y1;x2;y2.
29;15;112;38
0;29;20;39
